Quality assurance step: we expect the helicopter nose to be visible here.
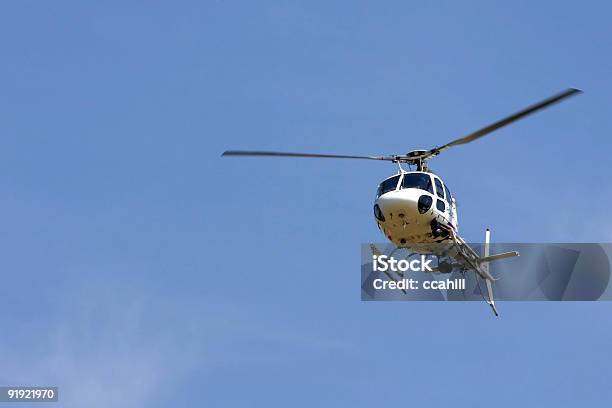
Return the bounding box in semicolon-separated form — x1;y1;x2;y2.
376;191;419;220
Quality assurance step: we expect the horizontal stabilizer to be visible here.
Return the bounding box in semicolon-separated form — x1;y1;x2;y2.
479;251;519;264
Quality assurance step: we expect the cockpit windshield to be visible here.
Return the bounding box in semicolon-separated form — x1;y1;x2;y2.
401;173;433;194
376;175;401;197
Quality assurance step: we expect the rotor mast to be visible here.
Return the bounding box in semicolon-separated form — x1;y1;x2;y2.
393;150;431;172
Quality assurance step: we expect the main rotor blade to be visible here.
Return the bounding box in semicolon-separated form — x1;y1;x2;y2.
430;88;582;155
222;150;394;161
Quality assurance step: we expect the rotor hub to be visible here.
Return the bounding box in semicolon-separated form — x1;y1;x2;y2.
396;150;430;171
407;150;428;158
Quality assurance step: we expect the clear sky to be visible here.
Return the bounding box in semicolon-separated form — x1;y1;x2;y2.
1;1;611;407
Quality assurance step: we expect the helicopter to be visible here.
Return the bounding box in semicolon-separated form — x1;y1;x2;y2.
222;88;582;316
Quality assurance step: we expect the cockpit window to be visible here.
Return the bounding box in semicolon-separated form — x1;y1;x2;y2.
444;184;452;204
434;178;445;199
376;175;401;197
402;173;433;194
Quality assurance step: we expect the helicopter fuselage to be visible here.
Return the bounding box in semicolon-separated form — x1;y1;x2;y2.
374;171;458;253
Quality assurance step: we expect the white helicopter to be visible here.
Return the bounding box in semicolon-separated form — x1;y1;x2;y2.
223;88;582;315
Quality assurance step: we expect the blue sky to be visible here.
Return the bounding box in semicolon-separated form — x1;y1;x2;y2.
1;1;611;407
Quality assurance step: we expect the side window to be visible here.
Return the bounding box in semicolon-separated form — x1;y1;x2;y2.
436;199;446;212
444;185;452;204
434;178;445;199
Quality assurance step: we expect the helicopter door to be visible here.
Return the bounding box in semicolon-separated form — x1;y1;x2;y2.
444;183;458;228
433;177;447;213
444;184;455;210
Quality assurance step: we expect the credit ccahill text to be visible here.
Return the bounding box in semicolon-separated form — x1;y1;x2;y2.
371;255;465;291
